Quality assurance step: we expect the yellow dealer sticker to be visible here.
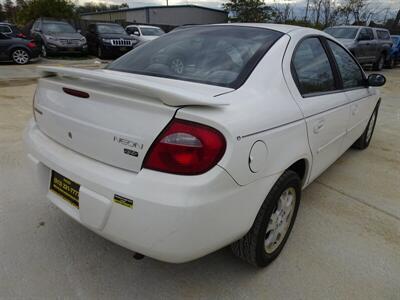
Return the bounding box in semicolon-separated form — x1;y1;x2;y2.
113;194;134;209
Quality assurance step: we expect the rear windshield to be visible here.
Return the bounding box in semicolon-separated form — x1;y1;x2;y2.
141;27;164;36
107;26;283;88
325;27;359;39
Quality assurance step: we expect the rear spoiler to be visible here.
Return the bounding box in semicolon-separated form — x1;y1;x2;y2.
38;66;230;107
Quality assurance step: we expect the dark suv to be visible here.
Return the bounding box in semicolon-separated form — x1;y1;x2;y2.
324;26;393;70
85;23;138;59
31;19;88;56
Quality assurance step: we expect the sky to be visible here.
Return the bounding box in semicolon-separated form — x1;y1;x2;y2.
75;0;399;21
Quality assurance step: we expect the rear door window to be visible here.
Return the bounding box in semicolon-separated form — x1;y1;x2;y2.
327;40;365;89
0;25;11;34
377;30;390;40
292;37;336;95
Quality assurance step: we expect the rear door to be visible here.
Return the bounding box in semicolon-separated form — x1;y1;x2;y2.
0;33;10;59
357;28;374;62
326;39;377;152
290;37;349;182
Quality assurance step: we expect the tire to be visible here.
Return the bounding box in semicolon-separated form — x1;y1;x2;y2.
387;57;395;69
231;170;301;267
373;54;385;71
41;44;47;58
353;103;379;150
97;45;105;59
11;48;30;65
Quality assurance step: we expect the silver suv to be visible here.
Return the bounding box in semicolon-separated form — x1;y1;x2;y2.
324;26;393;70
31;19;88;57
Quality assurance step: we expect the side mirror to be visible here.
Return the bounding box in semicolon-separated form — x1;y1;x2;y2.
77;29;81;33
368;74;386;87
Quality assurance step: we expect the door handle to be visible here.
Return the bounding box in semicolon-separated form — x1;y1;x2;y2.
352;104;359;116
313;119;325;134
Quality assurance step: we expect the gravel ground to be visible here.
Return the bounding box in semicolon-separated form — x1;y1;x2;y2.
0;60;399;299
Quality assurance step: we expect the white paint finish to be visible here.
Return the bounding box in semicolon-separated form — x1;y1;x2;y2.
24;25;382;263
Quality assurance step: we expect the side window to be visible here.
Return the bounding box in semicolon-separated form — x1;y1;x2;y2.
359;28;372;40
377;30;390;40
327;40;365;89
292;37;336;95
365;28;374;40
0;25;12;33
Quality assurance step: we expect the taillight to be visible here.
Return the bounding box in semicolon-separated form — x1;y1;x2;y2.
27;41;36;49
143;119;226;175
17;33;27;39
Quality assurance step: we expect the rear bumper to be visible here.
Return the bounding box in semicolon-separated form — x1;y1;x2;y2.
23;119;277;263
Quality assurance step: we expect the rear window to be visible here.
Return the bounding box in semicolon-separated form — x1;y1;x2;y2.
377;30;390;40
107;26;283;88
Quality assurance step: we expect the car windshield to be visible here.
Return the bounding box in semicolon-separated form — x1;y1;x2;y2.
141;27;164;36
107;26;283;88
97;24;126;34
325;27;359;39
392;37;399;45
43;23;75;34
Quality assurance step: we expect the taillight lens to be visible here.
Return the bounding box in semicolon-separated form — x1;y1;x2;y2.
27;41;36;49
143;119;226;175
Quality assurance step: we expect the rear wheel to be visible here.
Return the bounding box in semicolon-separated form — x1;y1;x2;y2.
353;104;379;150
387;57;395;69
11;48;30;65
231;170;301;267
373;54;385;71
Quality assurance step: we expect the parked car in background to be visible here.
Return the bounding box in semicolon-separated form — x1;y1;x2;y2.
25;24;385;267
0;22;27;39
126;25;165;42
31;19;87;57
86;23;139;59
388;35;400;68
0;33;39;64
324;26;393;70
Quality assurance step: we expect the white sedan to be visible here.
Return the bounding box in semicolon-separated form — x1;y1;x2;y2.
24;24;385;267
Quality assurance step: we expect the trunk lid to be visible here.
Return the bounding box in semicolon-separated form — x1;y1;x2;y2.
34;67;231;173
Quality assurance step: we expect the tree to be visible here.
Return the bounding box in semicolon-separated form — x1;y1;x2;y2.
0;3;4;21
223;0;269;22
16;0;75;24
392;8;400;30
4;0;16;22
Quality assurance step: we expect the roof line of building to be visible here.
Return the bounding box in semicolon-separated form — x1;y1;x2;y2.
80;4;226;16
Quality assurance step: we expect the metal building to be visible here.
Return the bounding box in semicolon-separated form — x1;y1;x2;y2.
80;5;228;27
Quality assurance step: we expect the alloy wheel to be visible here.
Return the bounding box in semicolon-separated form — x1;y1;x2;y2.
12;49;29;64
264;187;296;254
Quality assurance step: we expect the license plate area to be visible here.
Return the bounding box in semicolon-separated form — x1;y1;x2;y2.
50;171;80;208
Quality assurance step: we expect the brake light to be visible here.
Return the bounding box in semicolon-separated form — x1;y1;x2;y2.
63;87;90;98
27;41;36;49
17;33;27;38
143;119;226;175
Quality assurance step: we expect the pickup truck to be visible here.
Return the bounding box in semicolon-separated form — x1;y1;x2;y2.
324;26;393;70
